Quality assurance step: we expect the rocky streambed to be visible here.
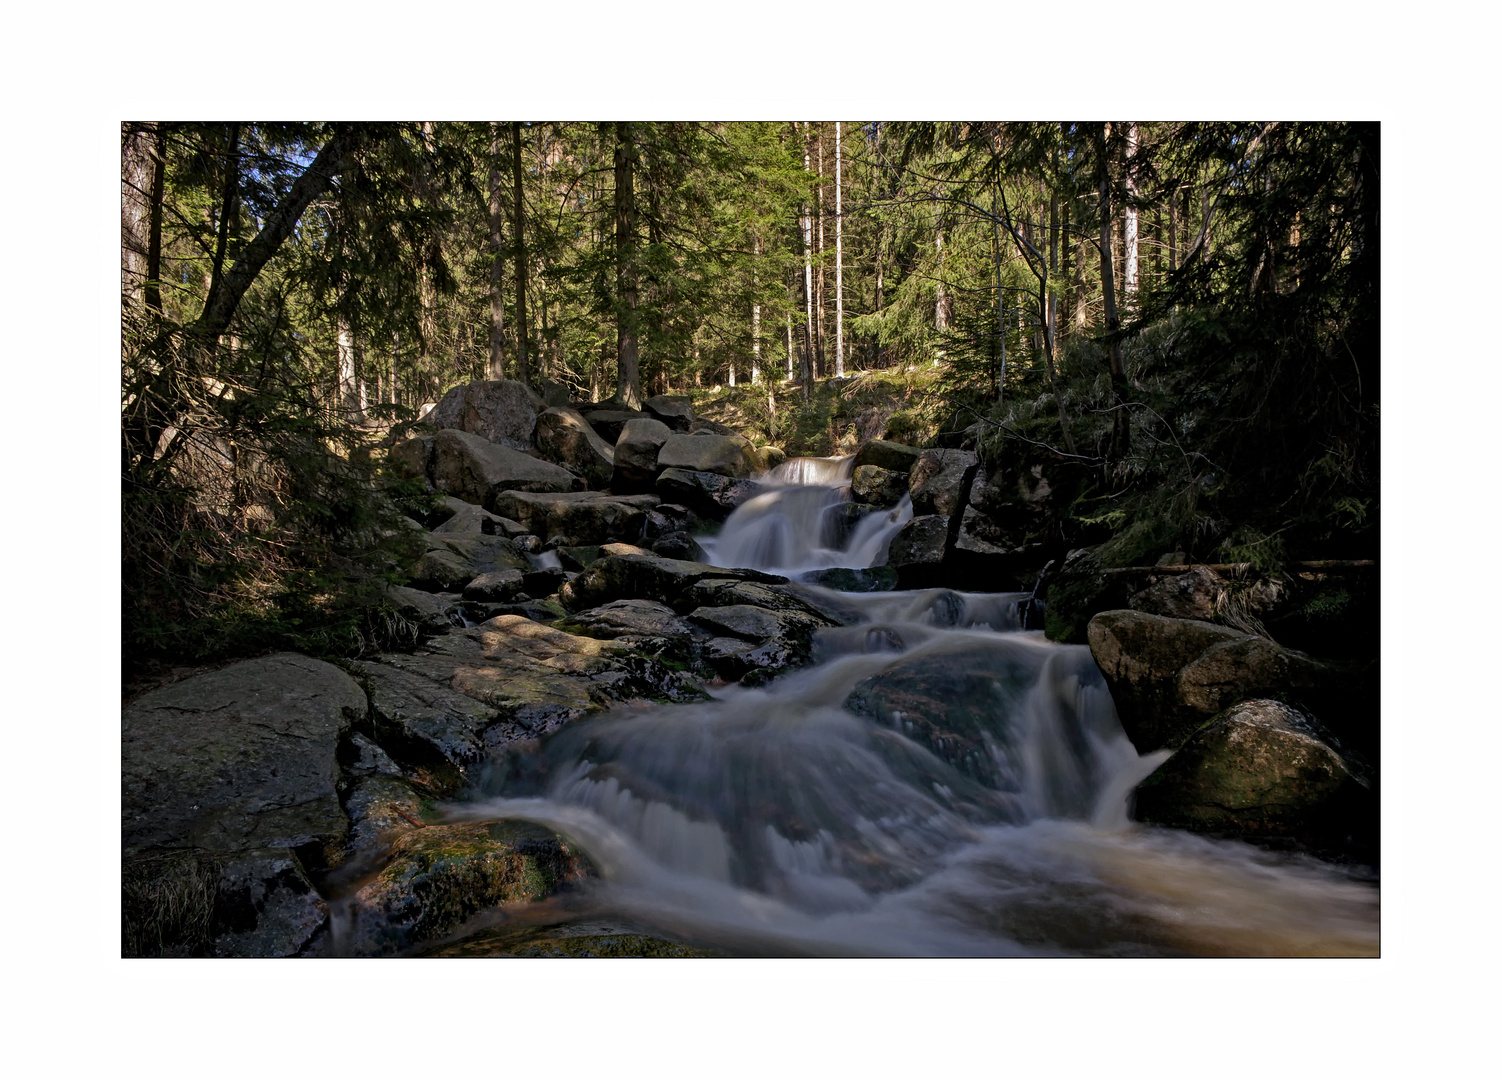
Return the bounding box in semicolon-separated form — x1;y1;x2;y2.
123;380;1378;958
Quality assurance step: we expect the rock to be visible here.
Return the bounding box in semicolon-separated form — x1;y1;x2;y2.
411;533;531;593
490;490;660;545
533;406;616;489
851;464;907;506
689;416;739;437
689;599;832;683
1043;548;1137;645
122;654;364;864
522;566;566;598
908;449;979;519
577;406;647;444
422;380;545;450
430;497;528;538
610;417;674;493
354;615;703;787
430;428;582;508
210;848;330;957
656;432;760;479
1132;699;1374;846
800;566;898;593
388;435;435;481
557;598;711;664
642;393;695;431
655;468;764;519
341;820;593;956
462;568;526;602
641;502;701;541
1086;609;1367;755
886;514;952;588
384;585;462;635
557;545;603;571
760;446;787;471
853;439;922;474
651;530;705;562
560;552;787;615
534;377;571;407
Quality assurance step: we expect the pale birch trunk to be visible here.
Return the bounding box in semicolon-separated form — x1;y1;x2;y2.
1124;122;1140;306
815;123;826;378
613;122;642;408
751;233;762;381
800;124;815;395
122;123;154;304
511;121;530;385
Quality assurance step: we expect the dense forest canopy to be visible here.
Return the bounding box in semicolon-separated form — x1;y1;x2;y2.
121;120;1377;671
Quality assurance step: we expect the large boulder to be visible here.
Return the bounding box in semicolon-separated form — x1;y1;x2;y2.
687;603;832;684
490;490;660;545
429;496;528;538
886;514;952;589
853;439;922;474
422;380;545;450
655;467;763;520
556;598;711;665
1132;699;1374;847
341;820;593;956
611;417;674;493
851;464;908;507
354;615;703;789
388;434;436;482
123;654;364;863
907;449;979;519
430;428;582;508
533;405;616;489
656;432;760;479
411;532;531;593
1086;610;1374;757
642;394;695;431
577;406;647;444
559;552;787;614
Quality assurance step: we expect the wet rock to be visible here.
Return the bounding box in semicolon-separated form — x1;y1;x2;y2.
656;432;760;478
852;439;922;474
422;379;545;450
522;565;566;598
354;615;703;787
211;848;330;958
1087;609;1371;757
122;654;364;865
430;428;582;508
759;446;788;471
561;552;787;614
341;820;593;956
641;502;701;541
340;774;427;869
908;449;979;520
651;530;705;561
1132;699;1375;847
557;545;603;571
462;568;526;602
557;599;711;664
1043;547;1136;645
851;464;908;507
798;566;898;593
611;417;674;493
887;514;952;588
642;393;695;431
655;467;764;519
411;533;531;593
490;490;660;545
533;405;616;489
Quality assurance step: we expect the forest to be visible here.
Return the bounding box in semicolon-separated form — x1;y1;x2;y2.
121;120;1378;674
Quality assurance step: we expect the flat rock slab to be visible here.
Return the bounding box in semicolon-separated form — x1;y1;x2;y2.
559;552;787;614
412;532;531;592
853;439;922;473
656;433;759;478
431;428;582;509
431;497;528;538
490;489;660;545
122;653;365;860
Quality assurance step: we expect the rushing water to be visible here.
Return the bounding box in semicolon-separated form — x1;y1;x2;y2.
442;457;1378;957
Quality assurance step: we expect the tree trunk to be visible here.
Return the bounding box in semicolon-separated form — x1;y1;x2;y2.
1124;122;1139;306
613;121;642;409
833;120;844;378
487;123;507;381
337;315;363;424
751;233;762;382
799;124;815;399
1097;125;1130;461
815;123;826;379
121;123;154;305
511;121;531;385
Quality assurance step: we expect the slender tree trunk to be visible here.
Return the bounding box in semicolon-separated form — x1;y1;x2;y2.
613;121;642;408
511;121;531;385
1097;125;1130;460
815;123;827;378
785;274;794;380
487;123;507;381
934;200;948;367
834;120;844;378
337;315;363;424
1124;122;1140;307
799;124;815;398
121;123;154;305
144;125;165;313
1168;186;1178;272
751;233;762;381
872;226;884;369
205;124;241;323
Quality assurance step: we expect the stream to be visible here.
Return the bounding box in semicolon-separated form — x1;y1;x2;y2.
441;457;1379;957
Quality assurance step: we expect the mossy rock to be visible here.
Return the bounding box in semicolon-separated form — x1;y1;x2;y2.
342;820;594;956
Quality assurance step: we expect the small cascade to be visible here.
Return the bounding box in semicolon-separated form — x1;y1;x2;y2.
763;455;854;487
